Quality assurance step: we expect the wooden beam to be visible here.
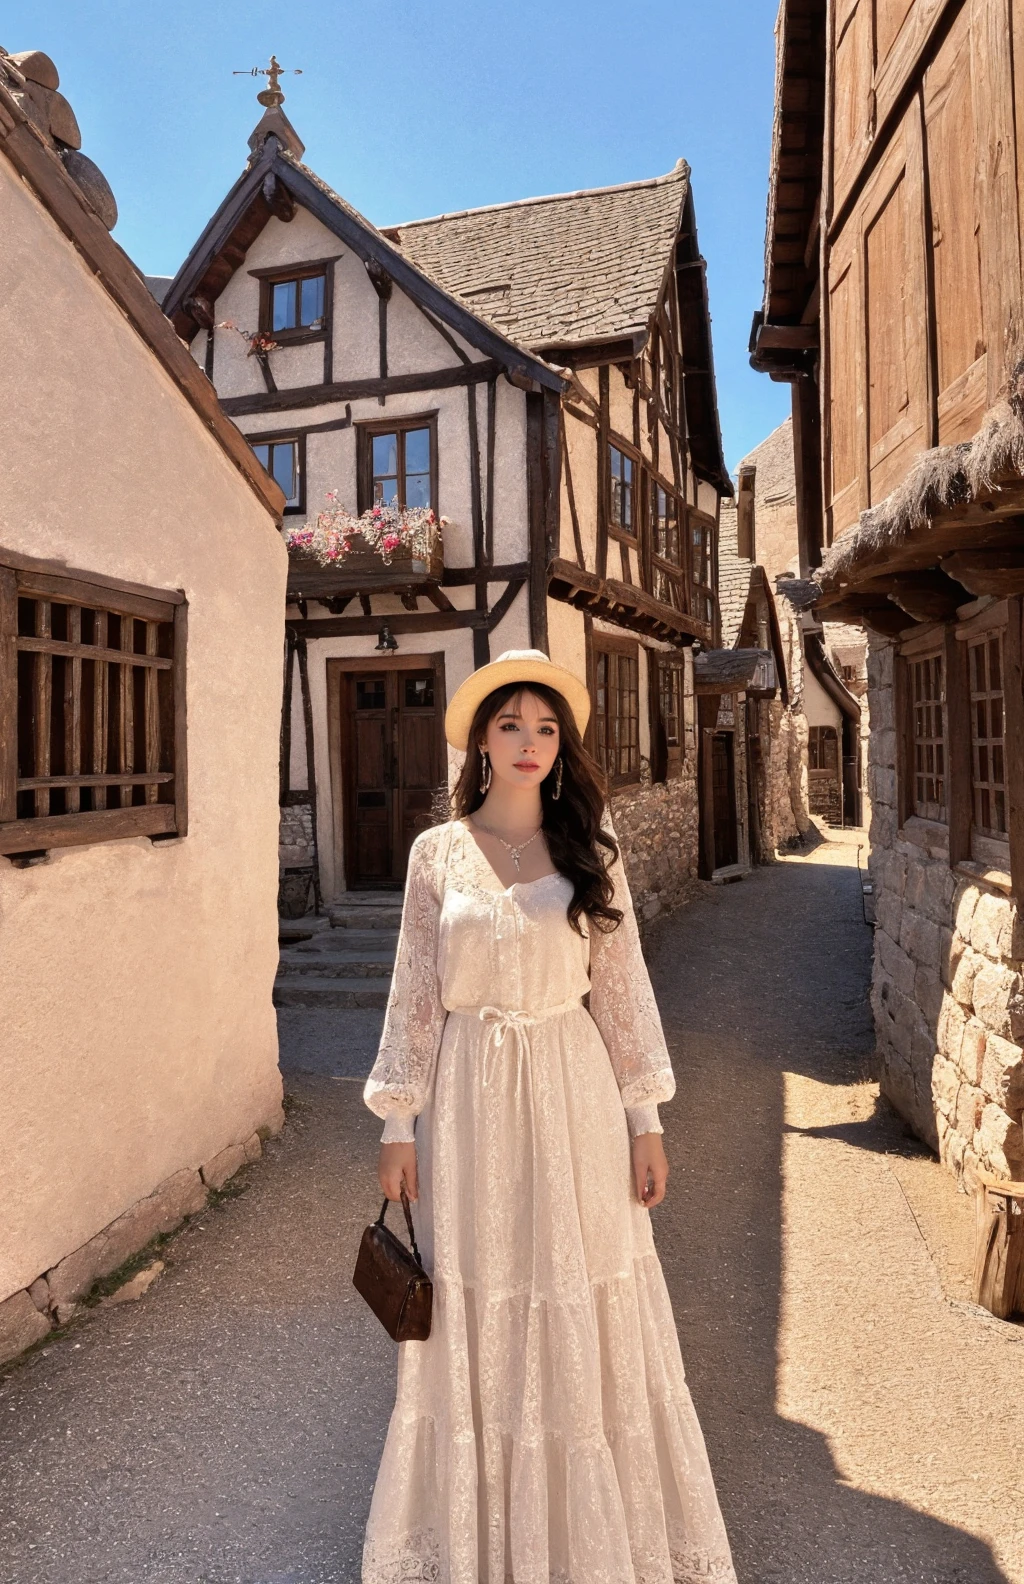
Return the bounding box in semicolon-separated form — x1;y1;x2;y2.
286;607;485;639
941;548;1024;596
754;322;819;350
441;562;529;585
274;158;564;391
0;804;175;856
220;359;505;417
526;393;548;651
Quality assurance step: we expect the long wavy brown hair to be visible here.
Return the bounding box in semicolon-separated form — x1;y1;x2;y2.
450;680;624;937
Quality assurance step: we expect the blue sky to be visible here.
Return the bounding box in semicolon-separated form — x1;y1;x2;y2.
3;0;789;471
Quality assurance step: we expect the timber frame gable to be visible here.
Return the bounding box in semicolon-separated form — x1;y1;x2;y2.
163;135;564;407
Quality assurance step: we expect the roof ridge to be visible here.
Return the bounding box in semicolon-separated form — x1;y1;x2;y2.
391;160;689;231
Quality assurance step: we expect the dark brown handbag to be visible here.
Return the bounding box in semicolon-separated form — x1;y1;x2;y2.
352;1186;433;1341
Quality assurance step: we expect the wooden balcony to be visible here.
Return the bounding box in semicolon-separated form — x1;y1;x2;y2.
546;556;712;646
287;538;444;604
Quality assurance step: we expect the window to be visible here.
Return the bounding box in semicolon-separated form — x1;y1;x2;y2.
357;416;437;512
256;263;330;342
0;560;186;857
251;436;302;511
808;725;839;772
271;274;325;333
691;517;715;627
593;640;640;784
651;654;684;782
910;651;946;820
968;633;1006;837
609;446;634;535
651;482;685;611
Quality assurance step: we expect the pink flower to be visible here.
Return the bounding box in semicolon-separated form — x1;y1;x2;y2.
382;533;401;552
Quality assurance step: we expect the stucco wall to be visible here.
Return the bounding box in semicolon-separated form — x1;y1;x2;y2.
0;163;287;1302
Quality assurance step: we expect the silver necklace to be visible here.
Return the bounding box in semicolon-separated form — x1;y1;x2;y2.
470;817;543;872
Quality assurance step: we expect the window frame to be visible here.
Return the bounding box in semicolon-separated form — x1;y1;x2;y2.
649;475;689;615
608;441;637;541
689;509;717;631
590;631;641;788
0;555;187;858
356;412;439;514
648;649;686;783
252;257;336;348
247;429;306;514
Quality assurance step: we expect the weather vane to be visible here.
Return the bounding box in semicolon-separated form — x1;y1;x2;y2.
233;55;302;108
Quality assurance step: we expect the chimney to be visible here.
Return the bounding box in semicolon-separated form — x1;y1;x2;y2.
736;464;756;562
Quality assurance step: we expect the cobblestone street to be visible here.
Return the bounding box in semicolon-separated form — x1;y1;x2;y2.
2;833;1022;1583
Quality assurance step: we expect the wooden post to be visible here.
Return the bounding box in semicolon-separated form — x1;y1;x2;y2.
295;637;322;915
280;632;295;805
973;1170;1024;1319
0;569;17;823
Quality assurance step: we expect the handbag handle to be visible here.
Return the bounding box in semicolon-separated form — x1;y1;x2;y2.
376;1184;422;1265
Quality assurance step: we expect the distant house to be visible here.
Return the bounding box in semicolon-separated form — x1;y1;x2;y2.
0;48;287;1366
161;80;733;922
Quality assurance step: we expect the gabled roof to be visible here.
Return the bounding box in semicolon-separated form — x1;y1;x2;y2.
388;162;690;351
0;58;284;523
163;134;565;393
391;160;732;494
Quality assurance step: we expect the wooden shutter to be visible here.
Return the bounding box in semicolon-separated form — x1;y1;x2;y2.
863;111;929;504
825;233;865;538
832;0;875;212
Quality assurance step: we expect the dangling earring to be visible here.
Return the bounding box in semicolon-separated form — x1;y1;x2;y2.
552;755;563;800
479;750;492;794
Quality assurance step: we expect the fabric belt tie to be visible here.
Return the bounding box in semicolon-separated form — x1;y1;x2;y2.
448;995;584;1089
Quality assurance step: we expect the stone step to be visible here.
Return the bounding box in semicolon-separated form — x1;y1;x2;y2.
292;928;398;952
329;906;404;931
272;976;392;1010
277;953;394;979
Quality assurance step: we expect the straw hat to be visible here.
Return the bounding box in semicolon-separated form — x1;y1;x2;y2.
444;649;591;751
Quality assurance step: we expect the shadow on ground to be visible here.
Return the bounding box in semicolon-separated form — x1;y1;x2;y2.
648;846;1008;1583
0;843;1009;1582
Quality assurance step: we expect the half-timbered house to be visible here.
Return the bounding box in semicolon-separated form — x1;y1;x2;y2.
0;48;287;1367
752;0;1024;1193
164;81;732;921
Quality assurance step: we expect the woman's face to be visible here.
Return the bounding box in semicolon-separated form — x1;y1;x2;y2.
477;688;561;791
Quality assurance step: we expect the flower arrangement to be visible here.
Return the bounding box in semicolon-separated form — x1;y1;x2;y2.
285;493;447;568
216;320;280;357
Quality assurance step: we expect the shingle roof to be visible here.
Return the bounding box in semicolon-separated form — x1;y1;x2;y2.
388;160;690;350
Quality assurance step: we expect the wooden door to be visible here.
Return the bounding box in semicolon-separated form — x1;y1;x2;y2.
336;659;444;889
711;732;738;869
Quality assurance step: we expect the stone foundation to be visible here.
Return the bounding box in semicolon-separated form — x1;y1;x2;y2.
279;802;313;868
610;756;700;929
0;1127;275;1369
867;638;1024;1185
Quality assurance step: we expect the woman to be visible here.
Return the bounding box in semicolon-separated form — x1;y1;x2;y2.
362;648;736;1584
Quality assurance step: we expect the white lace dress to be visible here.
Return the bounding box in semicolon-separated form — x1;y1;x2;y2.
362;815;736;1584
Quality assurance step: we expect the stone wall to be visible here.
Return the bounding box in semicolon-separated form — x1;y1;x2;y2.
867;638;1024;1184
279;802;313;868
767;699;810;849
610;755;700;930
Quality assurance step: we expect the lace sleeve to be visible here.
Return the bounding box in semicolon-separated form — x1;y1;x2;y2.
363;828;448;1136
587;812;675;1118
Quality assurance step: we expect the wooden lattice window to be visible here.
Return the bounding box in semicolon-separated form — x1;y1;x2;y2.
968;633;1006;837
651;654;684;782
0;560;186;858
691;516;715;628
593;638;639;784
808;724;839;771
651;482;686;612
910;650;946;820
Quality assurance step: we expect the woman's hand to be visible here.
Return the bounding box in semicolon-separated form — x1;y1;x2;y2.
379;1141;419;1202
632;1133;669;1208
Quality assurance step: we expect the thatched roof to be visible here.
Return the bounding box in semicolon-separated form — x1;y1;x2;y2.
816;381;1024;592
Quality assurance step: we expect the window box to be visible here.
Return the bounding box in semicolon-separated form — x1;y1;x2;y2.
286;506;445;601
